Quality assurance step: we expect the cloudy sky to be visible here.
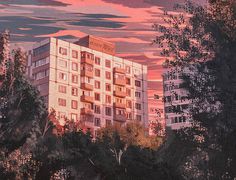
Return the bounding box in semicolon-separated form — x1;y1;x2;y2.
0;0;205;109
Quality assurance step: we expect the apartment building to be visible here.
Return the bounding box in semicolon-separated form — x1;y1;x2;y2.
27;35;148;135
163;66;192;130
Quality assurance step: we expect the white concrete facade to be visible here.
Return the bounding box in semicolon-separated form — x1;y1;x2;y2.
27;37;148;135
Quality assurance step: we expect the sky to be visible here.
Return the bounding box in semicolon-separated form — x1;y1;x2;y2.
0;0;205;110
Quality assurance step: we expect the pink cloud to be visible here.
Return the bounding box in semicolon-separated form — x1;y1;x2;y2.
36;30;87;38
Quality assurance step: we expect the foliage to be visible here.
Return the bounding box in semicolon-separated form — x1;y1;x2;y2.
154;0;236;179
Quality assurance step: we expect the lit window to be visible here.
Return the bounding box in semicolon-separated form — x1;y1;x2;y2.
58;85;66;93
71;113;78;121
59;72;67;81
72;62;78;71
58;98;66;106
71;100;78;109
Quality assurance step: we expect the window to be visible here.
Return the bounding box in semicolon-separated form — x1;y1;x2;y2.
71;113;78;121
126;100;132;108
71;100;78;109
105;95;111;104
72;75;78;83
33;69;49;80
135;91;141;98
106;119;112;127
72;87;78;96
114;73;125;80
126;89;131;97
136;115;142;121
105;59;111;68
59;59;67;68
72;50;78;59
58;98;66;106
105;71;111;79
33;57;49;67
135;80;141;87
95;93;100;101
126;66;131;74
94;118;101;127
72;62;78;71
126;112;132;120
135;103;142;110
105;107;112;116
126;77;131;85
95;69;100;77
116;108;125;115
59;72;67;81
95;57;100;65
95;81;100;89
94;105;101;114
59;47;67;55
33;43;49;57
58;112;66;119
58;85;66;93
105;83;111;91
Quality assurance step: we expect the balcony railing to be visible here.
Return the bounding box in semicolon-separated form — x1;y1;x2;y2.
113;102;126;109
81;95;94;103
114;78;126;86
81;82;93;90
81;107;94;115
114;114;126;122
113;89;126;97
113;67;126;74
81;52;94;65
81;70;93;78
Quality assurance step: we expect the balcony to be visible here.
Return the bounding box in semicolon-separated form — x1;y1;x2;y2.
81;95;94;103
81;70;93;78
81;82;93;90
113;67;126;74
113;102;126;109
114;114;126;122
81;52;94;65
114;78;126;86
113;89;126;98
81;108;94;115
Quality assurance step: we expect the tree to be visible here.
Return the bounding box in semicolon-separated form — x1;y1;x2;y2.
154;0;236;179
